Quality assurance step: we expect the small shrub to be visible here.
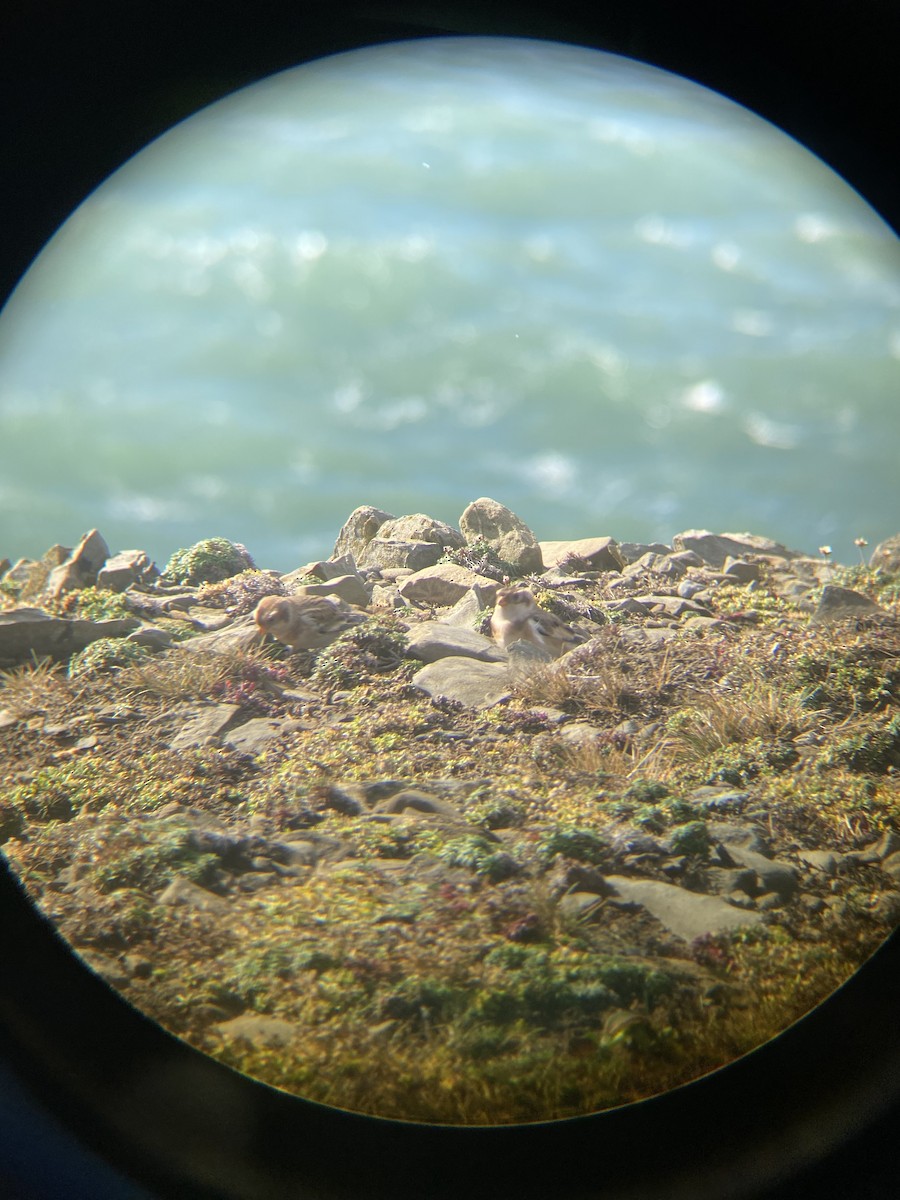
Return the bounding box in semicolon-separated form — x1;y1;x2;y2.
68;637;151;679
538;826;609;866
163;539;252;586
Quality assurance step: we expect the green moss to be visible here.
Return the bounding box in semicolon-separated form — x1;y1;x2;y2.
624;779;670;804
538;826;609;865
701;737;800;786
162;538;250;586
436;835;520;881
794;648;900;717
668;821;711;858
311;619;408;690
68;637;150;679
88;819;221;893
820;714;900;774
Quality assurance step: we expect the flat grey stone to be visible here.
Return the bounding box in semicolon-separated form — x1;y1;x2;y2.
405;621;506;664
672;530;797;570
411;657;511;709
719;844;798;899
606;876;762;940
373;790;464;819
157;875;231;915
223;717;301;755
169;703;242;750
398;563;496;607
293;573;369;607
0;608;140;669
213;1014;297;1048
812;585;883;623
796;849;844;875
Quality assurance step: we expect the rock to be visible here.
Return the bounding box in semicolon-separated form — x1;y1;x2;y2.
331;506;394;562
671;530;797;570
293;574;369;607
373;790;465;819
179;615;262;654
689;788;750;815
458;498;543;573
880;852;900;884
721;557;761;583
605;876;763;940
708;823;770;854
812;585;883;623
704;867;759;897
156;875;231;915
625;552;687;579
507;640;554;677
213;1014;297;1048
283;554;359;585
617;542;673;564
871;830;900;860
796;849;844;875
41;529;111;600
411;657;511;709
223;717;304;755
397;564;498;607
438;586;494;629
276;841;320;867
870;534;900;572
717;844;798;900
559;721;605;747
0;607;140;669
96;550;159;591
557;892;608;923
358;539;445;572
374;513;465;552
538;537;624;573
169;704;242;750
370;583;404;609
405;621;506;664
125;624;175;652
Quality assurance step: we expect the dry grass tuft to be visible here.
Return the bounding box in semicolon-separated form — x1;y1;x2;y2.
119;646;275;702
0;655;68;716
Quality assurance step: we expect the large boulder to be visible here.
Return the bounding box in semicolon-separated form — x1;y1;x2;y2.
411;657;512;709
42;529;111;600
870;534;900;573
0;607;139;669
331;506;394;563
97;549;159;592
671;530;798;570
397;564;499;607
458;498;543;573
539;536;624;573
371;513;465;553
358;539;445;572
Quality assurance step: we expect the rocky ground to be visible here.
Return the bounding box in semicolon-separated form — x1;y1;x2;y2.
2;498;899;1124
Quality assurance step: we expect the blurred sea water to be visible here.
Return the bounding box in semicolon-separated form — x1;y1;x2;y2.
1;37;898;572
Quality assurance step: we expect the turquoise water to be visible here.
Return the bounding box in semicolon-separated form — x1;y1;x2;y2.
1;38;898;573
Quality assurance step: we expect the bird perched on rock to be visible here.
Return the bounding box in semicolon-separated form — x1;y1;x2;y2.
253;594;360;650
490;586;582;658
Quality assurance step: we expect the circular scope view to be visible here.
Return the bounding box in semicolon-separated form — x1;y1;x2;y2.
1;37;898;1124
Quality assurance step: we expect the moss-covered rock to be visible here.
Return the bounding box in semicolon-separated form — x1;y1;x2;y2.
163;538;253;586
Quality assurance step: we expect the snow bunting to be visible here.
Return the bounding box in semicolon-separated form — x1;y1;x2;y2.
490;586;581;658
253;594;356;650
